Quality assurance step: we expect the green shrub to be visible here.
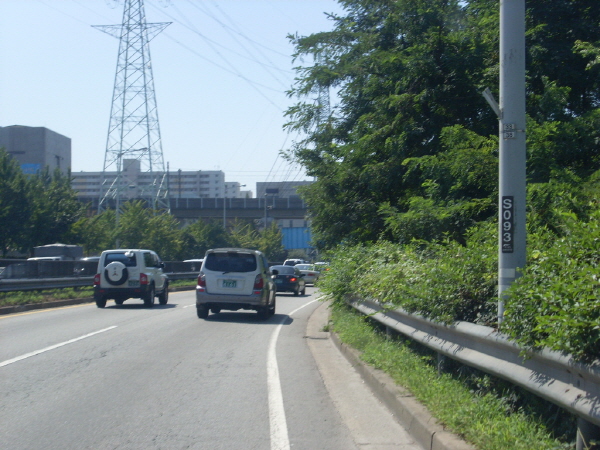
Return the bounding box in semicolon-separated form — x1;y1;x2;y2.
502;212;600;362
319;222;498;325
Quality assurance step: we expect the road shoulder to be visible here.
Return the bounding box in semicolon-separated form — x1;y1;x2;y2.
306;300;476;450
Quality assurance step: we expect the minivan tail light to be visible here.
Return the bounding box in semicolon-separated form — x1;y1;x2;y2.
93;273;101;286
197;274;206;292
140;273;149;285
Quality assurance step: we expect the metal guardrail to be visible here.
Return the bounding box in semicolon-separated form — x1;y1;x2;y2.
351;299;600;434
0;272;198;292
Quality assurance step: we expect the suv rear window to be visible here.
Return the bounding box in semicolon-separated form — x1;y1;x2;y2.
104;252;137;267
205;252;257;273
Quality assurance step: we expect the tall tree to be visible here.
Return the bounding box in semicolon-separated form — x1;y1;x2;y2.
25;167;84;252
286;0;600;249
183;219;230;259
286;0;489;248
0;148;30;256
70;210;117;256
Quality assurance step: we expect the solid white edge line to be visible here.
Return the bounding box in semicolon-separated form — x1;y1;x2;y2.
268;299;318;450
0;326;117;368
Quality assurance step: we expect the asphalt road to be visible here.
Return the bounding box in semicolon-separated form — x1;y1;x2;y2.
1;287;421;450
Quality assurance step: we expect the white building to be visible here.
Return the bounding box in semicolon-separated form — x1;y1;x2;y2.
72;159;248;201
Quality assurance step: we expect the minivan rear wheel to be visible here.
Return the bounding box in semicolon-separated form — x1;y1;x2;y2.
197;305;209;319
257;306;270;320
269;298;276;316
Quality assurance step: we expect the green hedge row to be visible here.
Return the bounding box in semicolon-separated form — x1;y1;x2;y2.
318;214;600;363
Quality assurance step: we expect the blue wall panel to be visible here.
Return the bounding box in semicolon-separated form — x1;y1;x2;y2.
281;227;312;250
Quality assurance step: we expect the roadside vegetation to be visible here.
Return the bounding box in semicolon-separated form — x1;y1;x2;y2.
317;174;600;362
285;0;600;362
330;304;575;450
0;279;196;309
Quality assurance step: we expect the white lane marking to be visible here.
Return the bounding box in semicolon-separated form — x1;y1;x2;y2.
268;299;318;450
0;326;117;368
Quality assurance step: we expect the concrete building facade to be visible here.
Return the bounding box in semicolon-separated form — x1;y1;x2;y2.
0;125;71;175
72;159;248;202
256;180;313;199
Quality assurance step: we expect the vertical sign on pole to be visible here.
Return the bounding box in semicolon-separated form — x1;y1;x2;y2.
501;196;514;253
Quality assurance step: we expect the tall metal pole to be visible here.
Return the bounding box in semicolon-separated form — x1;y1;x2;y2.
498;0;526;323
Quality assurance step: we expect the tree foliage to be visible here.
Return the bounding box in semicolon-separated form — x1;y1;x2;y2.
285;0;600;250
0;148;85;256
0;149;30;256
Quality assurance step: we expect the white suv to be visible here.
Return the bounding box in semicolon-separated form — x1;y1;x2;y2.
196;248;276;320
93;249;169;308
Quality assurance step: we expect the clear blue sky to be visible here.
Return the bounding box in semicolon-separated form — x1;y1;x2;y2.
0;0;342;195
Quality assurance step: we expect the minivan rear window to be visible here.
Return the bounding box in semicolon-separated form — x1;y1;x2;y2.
205;252;257;273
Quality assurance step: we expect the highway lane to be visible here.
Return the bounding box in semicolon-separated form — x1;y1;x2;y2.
0;288;359;450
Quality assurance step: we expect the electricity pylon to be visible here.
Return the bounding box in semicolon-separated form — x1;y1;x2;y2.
94;0;171;214
315;50;330;126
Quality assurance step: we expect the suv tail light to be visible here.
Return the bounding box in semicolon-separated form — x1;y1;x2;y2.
290;277;297;282
253;274;263;294
93;274;101;286
140;273;149;285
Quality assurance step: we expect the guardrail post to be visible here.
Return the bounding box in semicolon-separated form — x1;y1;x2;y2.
577;418;600;450
437;353;446;376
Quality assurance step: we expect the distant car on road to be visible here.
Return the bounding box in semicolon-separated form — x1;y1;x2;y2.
283;258;307;266
183;259;204;271
270;265;306;295
315;261;330;272
294;263;320;285
93;249;169;308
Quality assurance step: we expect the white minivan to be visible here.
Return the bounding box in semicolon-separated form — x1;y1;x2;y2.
196;248;277;320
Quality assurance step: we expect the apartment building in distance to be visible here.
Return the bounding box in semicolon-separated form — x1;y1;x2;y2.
71;159;249;202
0;125;71;175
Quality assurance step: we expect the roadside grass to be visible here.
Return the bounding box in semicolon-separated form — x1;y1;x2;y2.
0;279;196;308
330;304;575;450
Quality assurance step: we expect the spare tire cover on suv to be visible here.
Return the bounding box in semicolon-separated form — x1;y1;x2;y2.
104;261;129;286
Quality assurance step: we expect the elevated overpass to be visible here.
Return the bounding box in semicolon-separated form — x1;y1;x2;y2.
81;196;309;226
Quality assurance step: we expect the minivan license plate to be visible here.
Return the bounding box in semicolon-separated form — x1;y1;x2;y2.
222;280;237;288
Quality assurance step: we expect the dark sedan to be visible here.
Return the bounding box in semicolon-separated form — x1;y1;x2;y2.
270;265;306;296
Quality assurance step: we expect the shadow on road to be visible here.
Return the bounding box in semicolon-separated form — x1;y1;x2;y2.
199;312;293;325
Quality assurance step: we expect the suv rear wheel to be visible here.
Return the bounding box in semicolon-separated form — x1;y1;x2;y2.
96;297;107;308
158;283;169;305
144;285;155;307
197;305;209;319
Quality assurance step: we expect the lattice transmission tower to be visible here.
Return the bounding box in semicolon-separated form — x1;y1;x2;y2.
315;51;330;126
93;0;171;214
